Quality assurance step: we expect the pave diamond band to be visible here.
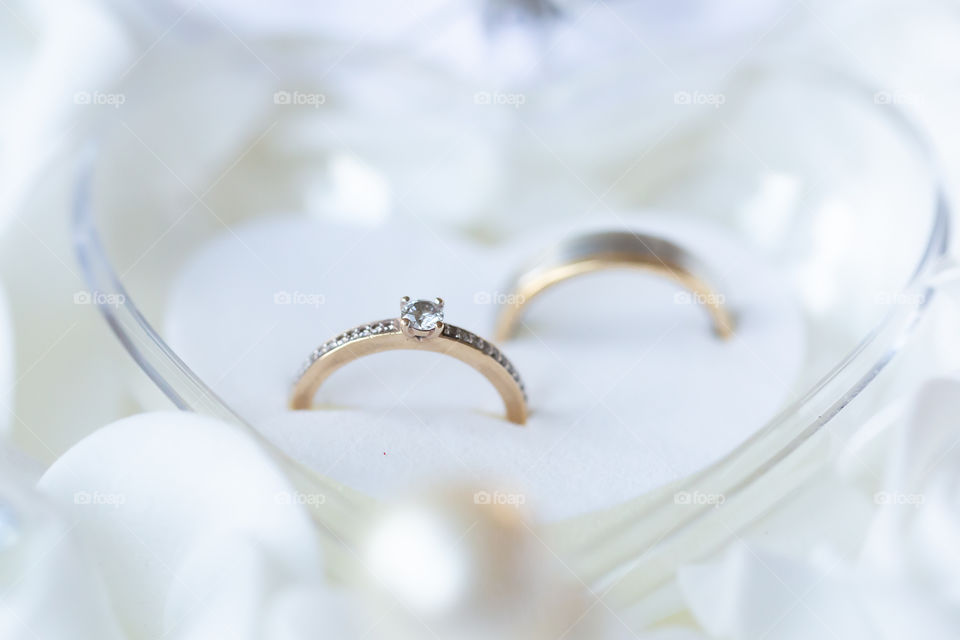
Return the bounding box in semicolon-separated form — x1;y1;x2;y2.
290;298;527;424
440;323;526;399
295;319;400;380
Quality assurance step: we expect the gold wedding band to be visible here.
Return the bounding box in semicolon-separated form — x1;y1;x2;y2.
494;230;734;342
291;297;528;424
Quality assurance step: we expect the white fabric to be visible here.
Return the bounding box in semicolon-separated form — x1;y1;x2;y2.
165;214;804;520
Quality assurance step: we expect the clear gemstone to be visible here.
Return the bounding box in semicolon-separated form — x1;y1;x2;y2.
401;299;444;331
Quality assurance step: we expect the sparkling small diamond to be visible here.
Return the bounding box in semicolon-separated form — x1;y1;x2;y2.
401;298;444;331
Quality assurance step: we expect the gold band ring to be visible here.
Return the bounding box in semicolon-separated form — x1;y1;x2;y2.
291;298;528;425
494;230;734;342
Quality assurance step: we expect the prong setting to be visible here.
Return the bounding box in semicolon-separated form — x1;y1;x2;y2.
399;297;445;340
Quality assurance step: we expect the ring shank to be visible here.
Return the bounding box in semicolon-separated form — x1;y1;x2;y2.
291;321;527;424
494;232;734;341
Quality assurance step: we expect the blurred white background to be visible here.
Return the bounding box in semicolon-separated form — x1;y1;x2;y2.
2;1;960;639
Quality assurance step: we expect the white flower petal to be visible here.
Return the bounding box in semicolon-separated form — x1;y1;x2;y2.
37;411;323;639
0;451;123;640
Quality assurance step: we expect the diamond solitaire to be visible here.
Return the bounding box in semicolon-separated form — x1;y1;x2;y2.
400;296;444;338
